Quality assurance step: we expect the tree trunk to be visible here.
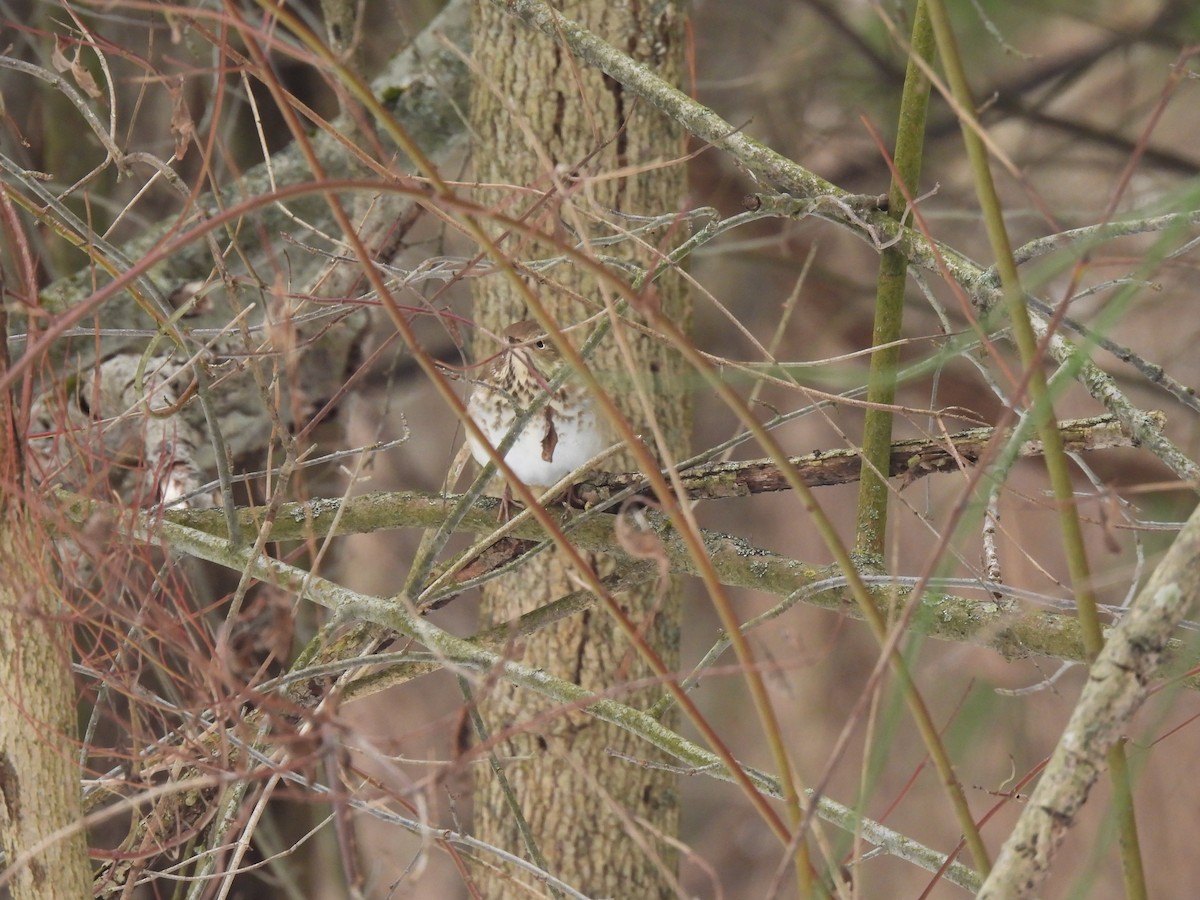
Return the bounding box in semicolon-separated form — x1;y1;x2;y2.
0;311;91;897
469;1;690;896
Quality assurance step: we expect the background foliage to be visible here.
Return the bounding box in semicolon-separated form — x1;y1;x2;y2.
2;0;1200;897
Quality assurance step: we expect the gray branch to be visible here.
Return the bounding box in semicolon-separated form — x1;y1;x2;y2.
978;498;1200;897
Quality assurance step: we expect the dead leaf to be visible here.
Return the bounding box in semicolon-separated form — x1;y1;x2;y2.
167;77;194;161
51;36;103;102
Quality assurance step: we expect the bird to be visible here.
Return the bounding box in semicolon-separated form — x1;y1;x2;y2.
465;320;606;492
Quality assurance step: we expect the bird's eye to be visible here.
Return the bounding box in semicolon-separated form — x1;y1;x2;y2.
535;340;547;349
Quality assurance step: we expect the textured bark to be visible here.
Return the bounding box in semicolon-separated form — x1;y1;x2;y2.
469;1;690;896
0;313;90;897
0;532;91;900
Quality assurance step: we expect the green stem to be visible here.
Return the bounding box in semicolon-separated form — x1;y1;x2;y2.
850;2;994;878
924;1;1145;894
855;0;934;558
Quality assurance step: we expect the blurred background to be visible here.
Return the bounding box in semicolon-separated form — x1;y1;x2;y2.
4;0;1200;896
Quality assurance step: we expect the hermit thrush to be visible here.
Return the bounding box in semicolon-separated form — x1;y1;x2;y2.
466;321;607;490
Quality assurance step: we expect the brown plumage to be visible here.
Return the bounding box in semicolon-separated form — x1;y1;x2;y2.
466;321;606;487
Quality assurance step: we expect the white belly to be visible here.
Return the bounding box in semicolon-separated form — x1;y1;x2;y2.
466;393;606;487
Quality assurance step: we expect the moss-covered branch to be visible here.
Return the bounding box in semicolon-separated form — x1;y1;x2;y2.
80;411;1183;683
